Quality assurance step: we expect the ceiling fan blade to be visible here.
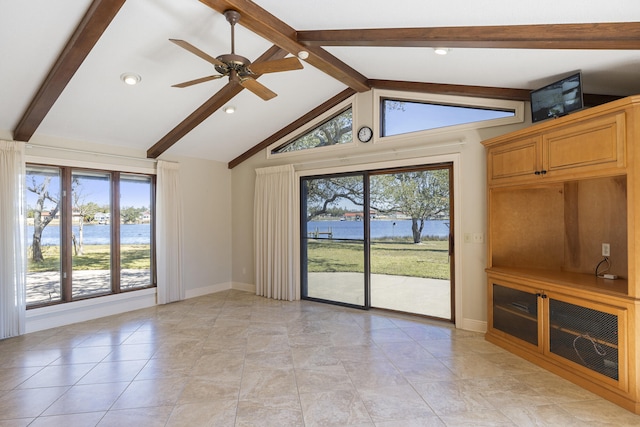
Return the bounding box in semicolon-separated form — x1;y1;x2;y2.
169;39;225;67
172;75;223;88
239;77;277;100
249;57;303;75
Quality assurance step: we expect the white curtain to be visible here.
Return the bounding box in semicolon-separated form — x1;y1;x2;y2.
0;141;26;338
156;160;185;304
254;164;297;301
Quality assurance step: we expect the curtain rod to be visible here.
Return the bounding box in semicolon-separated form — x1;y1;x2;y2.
24;143;177;164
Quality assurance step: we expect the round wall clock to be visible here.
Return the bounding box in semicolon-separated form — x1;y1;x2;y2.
357;126;373;143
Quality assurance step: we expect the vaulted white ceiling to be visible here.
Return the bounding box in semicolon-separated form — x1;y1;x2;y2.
2;0;639;165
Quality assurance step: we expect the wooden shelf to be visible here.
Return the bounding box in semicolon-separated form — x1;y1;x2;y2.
548;323;618;350
487;266;629;297
494;303;536;322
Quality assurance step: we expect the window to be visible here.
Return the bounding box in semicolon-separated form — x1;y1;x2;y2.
272;107;353;154
71;170;112;298
25;165;155;307
119;173;153;291
381;98;516;137
26;166;62;305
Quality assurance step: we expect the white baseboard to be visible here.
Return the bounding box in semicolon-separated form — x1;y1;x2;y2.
26;288;157;333
231;282;256;293
458;317;487;333
185;282;232;299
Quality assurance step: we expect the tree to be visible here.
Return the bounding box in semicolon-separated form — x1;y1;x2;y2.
303;176;363;222
71;177;91;256
26;174;60;263
121;206;144;224
371;170;449;243
277;108;352;153
302;168;449;244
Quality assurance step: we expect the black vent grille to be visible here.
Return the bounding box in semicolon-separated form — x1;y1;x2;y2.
549;299;618;381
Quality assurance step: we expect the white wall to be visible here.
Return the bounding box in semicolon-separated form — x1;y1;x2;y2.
230;90;532;331
19;136;233;331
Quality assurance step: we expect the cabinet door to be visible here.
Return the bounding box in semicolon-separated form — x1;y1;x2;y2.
542;112;626;178
487;136;541;185
544;293;628;391
490;281;542;352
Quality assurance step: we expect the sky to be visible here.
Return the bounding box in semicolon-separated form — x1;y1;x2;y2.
25;169;151;211
383;100;514;137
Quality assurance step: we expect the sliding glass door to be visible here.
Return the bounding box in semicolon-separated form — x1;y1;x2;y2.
301;163;454;320
369;165;453;319
301;174;368;308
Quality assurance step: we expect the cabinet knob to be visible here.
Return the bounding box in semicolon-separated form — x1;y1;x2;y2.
540;170;547;175
534;171;541;175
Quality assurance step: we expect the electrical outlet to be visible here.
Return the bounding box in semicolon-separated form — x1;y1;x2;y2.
602;243;611;257
464;233;485;243
473;233;484;243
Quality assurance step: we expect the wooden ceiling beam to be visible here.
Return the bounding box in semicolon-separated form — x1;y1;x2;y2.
13;0;126;142
369;80;622;107
147;45;287;159
228;88;356;169
199;0;370;92
297;22;640;49
369;80;530;101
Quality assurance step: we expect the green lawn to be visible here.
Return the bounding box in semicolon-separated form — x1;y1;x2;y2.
28;244;151;272
30;241;449;280
307;239;450;279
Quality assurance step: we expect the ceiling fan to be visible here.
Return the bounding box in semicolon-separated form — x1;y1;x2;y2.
170;9;303;100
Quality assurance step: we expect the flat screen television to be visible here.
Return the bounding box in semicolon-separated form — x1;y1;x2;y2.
530;72;583;123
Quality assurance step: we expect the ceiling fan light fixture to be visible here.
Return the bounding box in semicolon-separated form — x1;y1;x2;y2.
120;73;141;85
223;105;236;114
433;47;450;56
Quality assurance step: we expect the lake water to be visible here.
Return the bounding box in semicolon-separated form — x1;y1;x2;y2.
29;219;449;246
307;219;449;240
27;224;150;246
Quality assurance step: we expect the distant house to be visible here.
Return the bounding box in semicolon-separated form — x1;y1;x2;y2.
139;210;151;223
342;210;377;221
94;212;110;224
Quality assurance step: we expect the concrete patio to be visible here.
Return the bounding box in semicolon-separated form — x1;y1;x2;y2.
308;272;451;319
27;270;450;320
26;269;151;305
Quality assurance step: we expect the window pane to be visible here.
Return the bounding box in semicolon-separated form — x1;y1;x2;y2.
71;171;112;298
273;107;353;153
26;166;62;305
120;174;152;289
382;99;515;137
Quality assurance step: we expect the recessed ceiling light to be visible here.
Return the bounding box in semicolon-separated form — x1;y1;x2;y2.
223;105;236;114
433;48;450;56
297;50;309;60
120;73;141;85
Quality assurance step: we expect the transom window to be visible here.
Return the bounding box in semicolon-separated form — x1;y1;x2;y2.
272;107;353;154
381;98;516;137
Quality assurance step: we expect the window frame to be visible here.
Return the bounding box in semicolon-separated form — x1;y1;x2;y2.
25;163;156;309
373;89;525;145
267;97;356;159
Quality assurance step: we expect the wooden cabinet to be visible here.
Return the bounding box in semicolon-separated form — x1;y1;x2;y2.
483;95;640;414
489;273;630;395
487;111;626;186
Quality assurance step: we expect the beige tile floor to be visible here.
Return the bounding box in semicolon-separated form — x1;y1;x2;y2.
1;289;640;426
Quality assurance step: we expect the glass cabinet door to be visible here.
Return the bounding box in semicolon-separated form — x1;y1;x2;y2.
492;283;539;347
547;297;622;383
